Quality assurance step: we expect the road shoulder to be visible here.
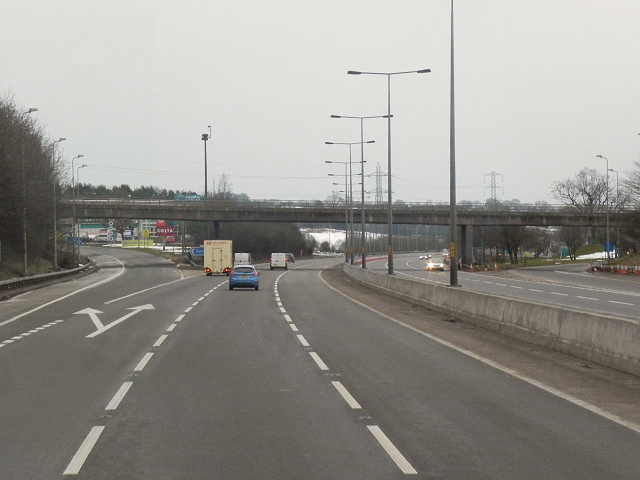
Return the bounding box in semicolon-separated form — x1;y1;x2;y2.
321;264;640;428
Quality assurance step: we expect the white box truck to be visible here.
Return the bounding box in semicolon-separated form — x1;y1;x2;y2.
234;252;252;266
203;240;233;275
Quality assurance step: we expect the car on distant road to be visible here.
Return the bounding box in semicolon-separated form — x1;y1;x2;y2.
285;253;295;263
419;253;432;260
229;265;260;290
426;257;445;271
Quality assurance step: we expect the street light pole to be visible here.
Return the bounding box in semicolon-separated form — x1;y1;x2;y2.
596;155;610;259
21;108;38;276
449;0;458;286
52;137;66;269
326;161;349;262
330;116;385;268
202;130;210;200
347;68;431;274
609;167;619;256
326;139;376;265
71;155;84;266
76;164;87;264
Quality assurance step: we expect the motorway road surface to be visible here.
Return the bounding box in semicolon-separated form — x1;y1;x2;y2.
381;253;640;321
1;247;640;479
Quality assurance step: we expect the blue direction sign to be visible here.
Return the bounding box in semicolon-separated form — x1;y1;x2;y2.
190;247;204;257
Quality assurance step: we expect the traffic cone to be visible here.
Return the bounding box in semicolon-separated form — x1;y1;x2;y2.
494;263;498;271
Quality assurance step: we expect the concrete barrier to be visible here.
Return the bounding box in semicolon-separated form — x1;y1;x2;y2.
344;264;640;378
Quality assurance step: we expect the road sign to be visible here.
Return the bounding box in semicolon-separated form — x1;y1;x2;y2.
190;247;204;256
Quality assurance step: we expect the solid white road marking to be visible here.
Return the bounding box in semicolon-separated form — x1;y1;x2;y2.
1;256;125;328
153;335;168;347
367;425;417;475
63;426;105;475
332;381;362;409
134;353;154;372
103;276;187;305
309;352;329;371
106;382;133;410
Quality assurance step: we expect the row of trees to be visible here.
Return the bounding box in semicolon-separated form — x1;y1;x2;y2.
0;93;61;267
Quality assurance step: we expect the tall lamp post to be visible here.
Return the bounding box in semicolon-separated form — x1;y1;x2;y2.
21;107;38;276
347;68;431;274
52;137;66;269
324;139;375;268
609;167;619;256
202;127;211;200
202;126;212;239
330;116;383;269
326;161;350;262
76;164;87;264
71;155;84;266
596;155;610;259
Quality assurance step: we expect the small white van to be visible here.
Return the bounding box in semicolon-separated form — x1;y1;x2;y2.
234;252;252;266
270;253;287;270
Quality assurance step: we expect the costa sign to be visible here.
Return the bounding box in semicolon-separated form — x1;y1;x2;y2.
156;220;174;237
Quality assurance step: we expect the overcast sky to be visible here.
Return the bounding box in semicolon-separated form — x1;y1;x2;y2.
2;1;640;204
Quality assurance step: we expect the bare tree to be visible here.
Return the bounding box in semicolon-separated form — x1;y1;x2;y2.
325;191;343;206
623;158;640;205
559;226;587;260
551;168;608;212
496;225;531;264
211;173;234;201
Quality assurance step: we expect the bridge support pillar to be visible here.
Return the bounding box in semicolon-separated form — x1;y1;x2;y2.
461;224;474;268
213;221;220;240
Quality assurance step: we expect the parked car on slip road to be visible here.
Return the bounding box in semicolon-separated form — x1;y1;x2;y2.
229;265;260;290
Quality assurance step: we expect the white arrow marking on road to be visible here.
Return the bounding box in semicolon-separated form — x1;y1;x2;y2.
85;304;155;338
74;308;105;331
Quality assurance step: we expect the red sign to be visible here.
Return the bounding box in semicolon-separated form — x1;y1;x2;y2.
156;220;174;237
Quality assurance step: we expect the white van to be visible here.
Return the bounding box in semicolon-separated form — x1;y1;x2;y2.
234;252;252;266
270;253;287;270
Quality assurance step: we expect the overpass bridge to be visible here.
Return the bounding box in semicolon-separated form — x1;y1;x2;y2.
60;197;630;266
60;197;626;228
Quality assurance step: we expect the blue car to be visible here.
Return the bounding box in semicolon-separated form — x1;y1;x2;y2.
229;265;260;290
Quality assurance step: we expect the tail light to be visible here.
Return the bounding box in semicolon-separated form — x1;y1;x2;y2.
253;271;258;276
